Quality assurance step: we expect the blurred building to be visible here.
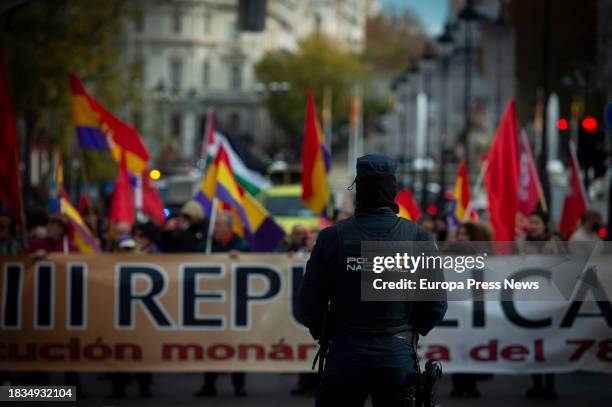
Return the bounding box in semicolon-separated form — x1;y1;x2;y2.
123;0;376;164
386;0;515;168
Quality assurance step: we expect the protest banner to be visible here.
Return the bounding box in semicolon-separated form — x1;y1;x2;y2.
0;253;610;373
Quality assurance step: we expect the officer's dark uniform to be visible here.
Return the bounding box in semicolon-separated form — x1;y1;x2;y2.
298;154;448;407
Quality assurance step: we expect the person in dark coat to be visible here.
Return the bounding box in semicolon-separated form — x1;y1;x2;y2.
298;154;447;407
161;200;208;252
195;210;248;397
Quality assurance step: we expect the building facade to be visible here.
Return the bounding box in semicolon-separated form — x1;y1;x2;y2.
123;0;374;164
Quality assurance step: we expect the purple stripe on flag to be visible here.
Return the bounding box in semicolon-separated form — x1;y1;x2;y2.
69;218;101;252
194;191;212;215
215;183;250;233
250;217;285;252
77;126;110;151
322;145;331;172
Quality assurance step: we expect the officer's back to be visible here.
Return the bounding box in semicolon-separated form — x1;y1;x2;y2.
298;154;448;407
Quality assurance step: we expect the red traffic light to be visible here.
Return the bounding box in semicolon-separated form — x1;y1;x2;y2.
598;227;607;239
581;116;598;133
557;118;569;131
426;204;438;216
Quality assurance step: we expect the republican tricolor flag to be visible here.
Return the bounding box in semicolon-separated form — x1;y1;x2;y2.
301;90;331;217
450;159;471;224
70;74;150;174
53;153;100;253
195;144;285;252
395;188;421;221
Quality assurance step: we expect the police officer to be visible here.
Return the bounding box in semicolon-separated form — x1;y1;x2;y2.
298;154;448;407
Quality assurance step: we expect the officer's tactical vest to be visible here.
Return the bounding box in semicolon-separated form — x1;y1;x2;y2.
328;216;420;335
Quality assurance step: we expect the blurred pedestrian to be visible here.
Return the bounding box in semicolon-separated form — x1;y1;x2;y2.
277;224;308;253
109;236;153;398
24;214;83;396
417;215;435;234
434;216;448;242
132;222;161;253
0;213;22;255
569;209;603;242
196;210;248;397
450;221;491;398
162;200;208;252
26;214;77;255
521;210;559;400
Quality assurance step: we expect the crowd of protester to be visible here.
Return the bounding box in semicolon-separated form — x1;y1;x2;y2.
0;202;606;400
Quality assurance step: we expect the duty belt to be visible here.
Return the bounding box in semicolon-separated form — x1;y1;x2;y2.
394;330;417;344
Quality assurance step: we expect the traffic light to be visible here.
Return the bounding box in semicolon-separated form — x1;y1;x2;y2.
581;116;598;133
238;0;267;31
577;115;606;182
557;118;569;131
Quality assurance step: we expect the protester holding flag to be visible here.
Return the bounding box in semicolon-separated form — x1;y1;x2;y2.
162;200;209;253
196;209;248;398
25;215;77;255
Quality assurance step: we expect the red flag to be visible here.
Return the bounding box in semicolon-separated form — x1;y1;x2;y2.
109;152;135;225
142;171;166;226
77;193;91;216
0;47;23;225
518;129;546;216
485;99;520;241
395;188;422;221
559;142;587;240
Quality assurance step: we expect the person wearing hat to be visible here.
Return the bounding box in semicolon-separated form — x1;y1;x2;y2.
161;200;209;252
298;154;448;406
26;214;77;255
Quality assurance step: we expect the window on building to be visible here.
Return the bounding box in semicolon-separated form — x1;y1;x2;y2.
139;58;146;88
231;20;240;40
230;63;242;90
315;13;322;33
172;6;182;34
170;59;182;94
135;14;145;33
203;11;211;34
202;60;210;89
171;113;182;139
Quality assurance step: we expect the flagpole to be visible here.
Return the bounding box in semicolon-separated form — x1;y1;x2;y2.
134;172;144;222
77;147;93;217
463;160;488;223
205;197;218;254
323;86;333;156
58;197;69;254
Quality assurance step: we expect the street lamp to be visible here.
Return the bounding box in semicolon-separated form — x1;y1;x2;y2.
436;22;455;211
458;0;484;165
405;60;420;184
420;43;436;209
